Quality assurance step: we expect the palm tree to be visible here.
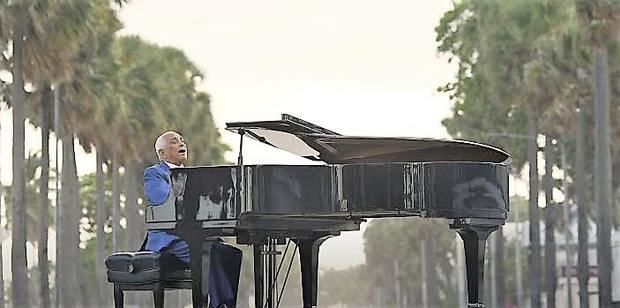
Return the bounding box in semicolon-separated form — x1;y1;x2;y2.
38;84;52;308
112;141;121;252
547;19;593;308
95;141;108;301
575;1;620;305
592;42;614;308
74;32;122;307
2;151;55;307
113;33;229;243
1;1;120;305
494;227;505;307
436;3;605;306
24;8;85;305
51;2;123;305
526;113;542;307
543;138;558;307
58;126;83;307
96;35;228;305
9;3;29;305
575;106;590;308
0;103;5;308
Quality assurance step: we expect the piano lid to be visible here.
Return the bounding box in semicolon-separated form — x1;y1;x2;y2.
226;114;510;164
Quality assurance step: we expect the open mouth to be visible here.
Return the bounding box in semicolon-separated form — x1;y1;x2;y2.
179;149;187;155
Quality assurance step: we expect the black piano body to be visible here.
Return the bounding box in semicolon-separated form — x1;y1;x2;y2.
145;114;510;308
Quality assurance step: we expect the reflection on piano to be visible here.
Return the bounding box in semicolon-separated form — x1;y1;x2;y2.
145;114;510;308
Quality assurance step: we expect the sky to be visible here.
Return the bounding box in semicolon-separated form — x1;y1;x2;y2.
116;0;457;164
0;0;463;271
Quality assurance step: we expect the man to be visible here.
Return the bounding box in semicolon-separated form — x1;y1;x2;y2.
143;131;190;264
143;131;241;307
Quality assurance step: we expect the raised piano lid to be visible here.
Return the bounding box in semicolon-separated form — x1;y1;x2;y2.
226;114;510;164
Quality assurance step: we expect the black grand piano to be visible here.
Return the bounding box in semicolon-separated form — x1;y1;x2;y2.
145;114;510;308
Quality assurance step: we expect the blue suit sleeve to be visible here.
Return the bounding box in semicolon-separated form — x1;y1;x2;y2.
144;167;170;206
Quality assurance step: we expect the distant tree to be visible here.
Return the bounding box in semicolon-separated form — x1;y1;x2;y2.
369;219;458;307
320;265;370;307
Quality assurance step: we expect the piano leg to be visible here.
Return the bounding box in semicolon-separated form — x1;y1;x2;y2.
450;220;499;308
294;235;332;308
181;227;216;308
253;245;264;308
188;235;205;308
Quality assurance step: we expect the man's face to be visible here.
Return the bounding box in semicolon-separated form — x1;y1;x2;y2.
159;132;188;166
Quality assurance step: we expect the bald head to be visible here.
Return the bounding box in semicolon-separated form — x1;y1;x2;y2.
154;131;188;165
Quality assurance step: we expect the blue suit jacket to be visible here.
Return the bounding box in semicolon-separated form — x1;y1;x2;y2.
143;162;188;261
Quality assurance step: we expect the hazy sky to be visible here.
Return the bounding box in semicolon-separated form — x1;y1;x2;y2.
117;0;456;163
0;0;458;270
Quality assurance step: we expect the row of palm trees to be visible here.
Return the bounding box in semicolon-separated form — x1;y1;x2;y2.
437;0;620;307
1;1;227;307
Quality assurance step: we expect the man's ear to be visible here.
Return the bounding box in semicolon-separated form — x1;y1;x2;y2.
158;149;164;158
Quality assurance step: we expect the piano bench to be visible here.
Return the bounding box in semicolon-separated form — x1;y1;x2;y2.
105;251;192;308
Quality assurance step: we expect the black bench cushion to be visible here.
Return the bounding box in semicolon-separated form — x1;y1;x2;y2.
105;251;161;284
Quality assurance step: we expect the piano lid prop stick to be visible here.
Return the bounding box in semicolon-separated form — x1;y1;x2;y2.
237;129;245;166
236;128;246;221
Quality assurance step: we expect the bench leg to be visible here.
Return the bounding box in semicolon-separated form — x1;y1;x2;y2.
113;284;124;308
153;284;165;308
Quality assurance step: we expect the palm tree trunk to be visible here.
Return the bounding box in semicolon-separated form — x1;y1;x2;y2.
495;227;505;307
53;85;61;308
426;237;438;307
59;132;82;308
420;239;428;308
124;161;141;306
527;112;542;308
11;9;29;307
95;143;109;306
560;141;574;308
124;161;141;250
71;138;85;308
544;137;557;308
576;107;589;308
39;83;52;308
0;101;5;308
77;247;87;308
593;46;613;307
112;145;121;252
